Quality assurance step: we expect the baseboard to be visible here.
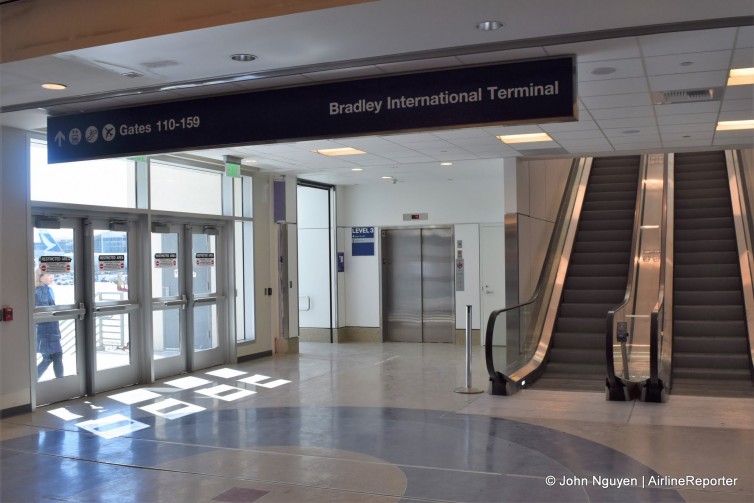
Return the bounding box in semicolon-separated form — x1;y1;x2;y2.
237;350;273;363
0;403;32;418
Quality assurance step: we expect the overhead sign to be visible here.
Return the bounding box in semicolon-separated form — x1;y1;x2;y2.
47;56;576;163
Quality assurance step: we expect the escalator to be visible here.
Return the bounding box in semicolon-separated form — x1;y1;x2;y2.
486;156;642;395
671;151;754;397
535;156;640;391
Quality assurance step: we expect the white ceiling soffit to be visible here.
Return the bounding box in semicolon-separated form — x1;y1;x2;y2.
0;0;752;185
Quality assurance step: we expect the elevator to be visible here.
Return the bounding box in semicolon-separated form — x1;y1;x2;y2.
381;227;455;343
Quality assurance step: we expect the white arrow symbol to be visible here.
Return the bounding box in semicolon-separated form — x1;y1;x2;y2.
54;131;65;147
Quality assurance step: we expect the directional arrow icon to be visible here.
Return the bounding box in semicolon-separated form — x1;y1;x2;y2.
54;131;65;147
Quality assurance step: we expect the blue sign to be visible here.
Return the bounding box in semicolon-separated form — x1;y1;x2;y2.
47;56;576;163
352;227;375;256
337;252;345;272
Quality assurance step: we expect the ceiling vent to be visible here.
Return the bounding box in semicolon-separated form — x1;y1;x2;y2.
122;71;144;78
652;87;720;105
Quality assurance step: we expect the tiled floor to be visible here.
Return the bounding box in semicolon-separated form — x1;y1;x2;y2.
1;342;752;502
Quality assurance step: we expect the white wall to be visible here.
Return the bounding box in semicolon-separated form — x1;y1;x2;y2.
297;186;331;328
0;127;33;411
337;171;505;328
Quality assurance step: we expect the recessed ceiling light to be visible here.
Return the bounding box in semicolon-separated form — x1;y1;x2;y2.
440;162;453;166
241;158;257;165
680;61;694;67
590;67;616;76
313;147;366;156
381;176;393;179
477;20;503;31
622;129;640;134
716;119;754;131
497;132;553;144
230;54;257;62
727;67;754;86
351;168;363;171
41;83;67;90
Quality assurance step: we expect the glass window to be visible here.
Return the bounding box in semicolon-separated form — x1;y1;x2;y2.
150;161;222;214
235;221;255;342
30;140;136;207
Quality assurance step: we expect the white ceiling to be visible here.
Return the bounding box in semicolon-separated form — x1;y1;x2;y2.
1;0;753;185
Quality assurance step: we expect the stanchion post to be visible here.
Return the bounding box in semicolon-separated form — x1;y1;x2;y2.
454;304;483;394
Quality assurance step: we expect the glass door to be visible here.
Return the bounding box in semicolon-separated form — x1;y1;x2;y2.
32;219;86;406
151;222;225;379
189;226;224;371
151;224;187;379
90;219;141;392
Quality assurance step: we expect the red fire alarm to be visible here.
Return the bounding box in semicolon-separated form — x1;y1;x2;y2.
2;307;12;322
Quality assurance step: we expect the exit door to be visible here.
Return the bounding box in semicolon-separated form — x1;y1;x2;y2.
151;222;225;379
381;227;455;343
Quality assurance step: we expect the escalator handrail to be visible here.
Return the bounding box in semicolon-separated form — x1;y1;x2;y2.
485;157;586;385
605;155;651;388
649;153;671;388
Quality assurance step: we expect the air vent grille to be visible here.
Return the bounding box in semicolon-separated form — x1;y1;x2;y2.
122;71;144;78
653;88;720;104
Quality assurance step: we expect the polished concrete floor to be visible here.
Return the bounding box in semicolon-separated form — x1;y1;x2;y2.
1;342;752;503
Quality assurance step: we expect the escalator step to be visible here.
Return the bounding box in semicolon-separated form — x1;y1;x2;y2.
551;331;605;349
566;276;629;290
675;178;729;190
559;303;618;318
549;348;604;364
576;229;632;242
675;207;731;219
573;240;633;253
674;335;748;353
578;219;633;231
675;239;737;253
585;191;637;202
675;197;730;209
675;227;736;241
674;304;745;321
582;200;636;211
674;320;746;338
588;174;639;185
544;362;607;378
555;317;605;333
674;251;738;265
570;252;630;265
674;263;741;278
562;289;625;304
674;217;733;230
674;276;743;291
673;367;752;381
675;170;728;182
568;263;629;277
587;182;637;192
579;209;635;221
675;187;730;199
674;290;743;305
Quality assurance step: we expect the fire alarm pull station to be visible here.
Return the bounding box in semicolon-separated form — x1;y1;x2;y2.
2;307;12;322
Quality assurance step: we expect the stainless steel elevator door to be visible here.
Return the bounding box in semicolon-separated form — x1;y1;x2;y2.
382;227;454;343
383;229;422;342
421;228;455;343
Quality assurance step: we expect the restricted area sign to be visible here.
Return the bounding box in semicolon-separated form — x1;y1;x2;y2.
154;252;178;269
98;254;125;271
195;252;215;267
39;255;72;274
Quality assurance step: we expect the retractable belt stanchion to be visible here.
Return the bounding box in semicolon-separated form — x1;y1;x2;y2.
454;305;483;394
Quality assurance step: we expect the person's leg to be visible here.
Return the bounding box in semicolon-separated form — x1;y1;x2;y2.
51;352;64;378
37;354;51;378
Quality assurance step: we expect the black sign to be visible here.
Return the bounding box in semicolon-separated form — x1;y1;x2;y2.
47;56;576;163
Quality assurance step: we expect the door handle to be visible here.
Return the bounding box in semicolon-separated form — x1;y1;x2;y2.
163;295;188;309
